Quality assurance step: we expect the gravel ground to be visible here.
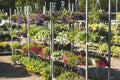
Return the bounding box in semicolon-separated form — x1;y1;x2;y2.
0;55;120;80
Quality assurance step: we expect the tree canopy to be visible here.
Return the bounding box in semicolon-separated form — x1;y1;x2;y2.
0;0;120;14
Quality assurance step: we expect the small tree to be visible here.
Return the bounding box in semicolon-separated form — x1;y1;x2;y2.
15;0;45;13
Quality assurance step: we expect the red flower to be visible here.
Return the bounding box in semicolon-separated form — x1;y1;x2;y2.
30;46;42;54
41;54;46;60
63;54;67;63
96;61;101;66
96;61;108;67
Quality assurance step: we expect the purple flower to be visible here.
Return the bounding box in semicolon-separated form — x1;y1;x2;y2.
61;16;67;22
16;15;26;24
12;18;17;22
44;16;50;21
27;18;32;23
34;13;45;25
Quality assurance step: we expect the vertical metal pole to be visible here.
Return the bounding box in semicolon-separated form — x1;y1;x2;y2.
72;4;74;13
9;8;13;55
20;6;22;14
108;0;111;80
71;5;74;52
75;0;77;11
68;0;71;12
116;0;118;21
85;0;88;80
116;0;118;28
116;0;118;43
50;2;54;80
27;6;30;60
17;7;19;15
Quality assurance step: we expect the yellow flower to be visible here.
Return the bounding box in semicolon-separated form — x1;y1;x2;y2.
89;23;99;31
116;13;120;20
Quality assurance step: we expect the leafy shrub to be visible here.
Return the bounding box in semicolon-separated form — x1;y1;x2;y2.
0;42;7;48
42;46;50;57
0;13;8;20
10;42;21;49
11;54;22;62
111;46;120;58
18;56;50;80
53;66;63;78
40;65;50;80
10;29;17;37
99;43;108;53
56;71;76;80
51;51;63;61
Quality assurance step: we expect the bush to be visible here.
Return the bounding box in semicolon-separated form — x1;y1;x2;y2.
56;71;76;80
11;54;22;62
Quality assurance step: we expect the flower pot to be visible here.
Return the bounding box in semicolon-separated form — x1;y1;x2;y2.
92;59;96;65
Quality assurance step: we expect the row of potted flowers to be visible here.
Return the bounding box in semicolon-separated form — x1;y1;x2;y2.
11;42;108;67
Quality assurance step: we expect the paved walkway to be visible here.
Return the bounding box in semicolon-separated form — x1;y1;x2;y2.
110;58;120;80
0;55;42;80
0;55;120;80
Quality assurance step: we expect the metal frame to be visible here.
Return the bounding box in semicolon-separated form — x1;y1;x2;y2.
108;0;111;80
9;0;112;80
26;6;30;60
50;2;54;80
85;0;88;80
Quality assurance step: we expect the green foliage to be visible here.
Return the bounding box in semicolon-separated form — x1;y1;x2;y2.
0;13;8;20
36;28;50;42
10;29;17;37
68;32;76;42
25;59;46;73
11;54;22;62
54;23;69;37
15;0;45;12
40;65;50;80
89;33;100;43
78;0;116;12
53;66;63;78
112;34;120;44
42;46;50;57
22;43;37;50
0;43;11;52
18;57;29;65
51;51;63;60
0;42;7;48
10;42;21;49
0;0;15;13
111;46;120;58
78;0;85;10
56;71;76;80
99;43;108;53
29;27;50;42
55;31;69;45
66;54;79;67
18;56;50;80
28;27;39;38
75;31;86;43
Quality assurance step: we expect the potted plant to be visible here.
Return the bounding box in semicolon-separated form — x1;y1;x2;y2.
42;46;50;58
51;51;63;61
10;42;21;49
